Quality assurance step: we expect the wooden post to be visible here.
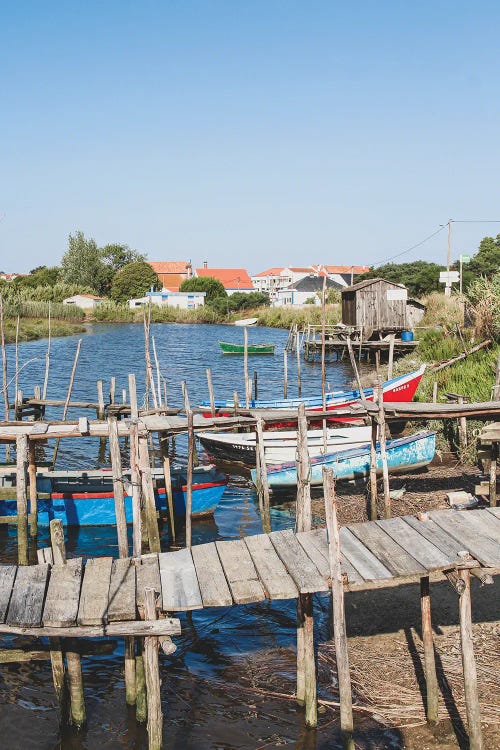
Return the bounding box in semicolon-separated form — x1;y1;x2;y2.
16;434;29;566
420;576;439;724
489;443;497;507
135;645;147;722
128;375;142;557
53;338;82;467
387;334;395;380
108;416;129;558
323;468;354;748
109;376;116;405
255;417;271;533
125;636;136;706
138;434;161;553
28;439;38;537
151;335;162;406
377;377;391;519
375;349;380;379
244;327;249;408
42;302;51;400
160;433;176;543
122;388;127;405
369;415;378;521
66;641;86;728
50;518;66;564
233;390;239;416
144;588;163;750
432;380;438;403
457;396;468;451
186;410;194;548
295;402;315;725
0;296;10;461
296;338;302;396
96;380;105;419
181;380;190;413
283;350;288;399
457;568;483;750
143;304;158;409
14;315;20;410
206;368;216;417
253;370;258;401
49;637;66;717
346;337;365;399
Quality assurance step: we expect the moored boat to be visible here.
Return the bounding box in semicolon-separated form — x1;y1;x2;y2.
0;465;228;526
198;425;372;466
250;431;436;488
234;317;258;326
218;341;275;355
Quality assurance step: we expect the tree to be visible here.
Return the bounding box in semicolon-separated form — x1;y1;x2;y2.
100;244;145;272
61;231;106;291
357;261;444;297
179;276;228;303
14;266;61;288
468;235;500;279
110;261;160;303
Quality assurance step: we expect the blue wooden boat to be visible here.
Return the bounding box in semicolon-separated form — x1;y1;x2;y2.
250;431;436;489
0;465;228;527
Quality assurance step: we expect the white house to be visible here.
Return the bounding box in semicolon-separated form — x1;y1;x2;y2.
251;267;313;300
128;290;206;310
273;275;343;307
63;294;103;309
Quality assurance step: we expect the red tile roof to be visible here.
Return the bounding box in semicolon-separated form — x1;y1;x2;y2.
161;274;185;292
149;261;191;274
195;268;254;290
315;265;370;275
252;267;285;278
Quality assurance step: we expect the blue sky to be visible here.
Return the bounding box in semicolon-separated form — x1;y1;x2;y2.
1;1;500;273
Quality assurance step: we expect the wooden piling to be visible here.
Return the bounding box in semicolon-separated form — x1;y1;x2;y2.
125;636;136;706
144;304;158;409
50;519;66;564
323;468;354;748
387;334;395;380
369;415;378;521
151;335;162;406
489;443;497;507
283;350;288;399
295;402;315;725
42;302;51;400
457;568;483;750
186;410;194;548
346;337;365;398
128;375;142;557
160;433;176;543
135;646;147;723
109;376;116;405
108;415;129;558
244;327;249;408
377;377;391;519
253;370;258;400
96;380;105;419
49;637;66;717
144;587;163;750
432;380;438;403
28;439;38;537
458;395;468;451
66;641;86;728
206;368;216;417
420;576;439;724
53;338;82;467
0;296;11;461
181;380;190;413
255;417;271;533
138;434;161;554
233;391;239;416
16;434;29;565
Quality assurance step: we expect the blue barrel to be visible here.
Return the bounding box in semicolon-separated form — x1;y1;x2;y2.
401;331;414;342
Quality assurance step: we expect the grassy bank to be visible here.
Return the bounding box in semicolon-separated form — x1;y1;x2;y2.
3;318;85;343
89;301;342;327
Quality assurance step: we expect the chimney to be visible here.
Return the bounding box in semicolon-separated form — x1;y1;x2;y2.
203;260;208;269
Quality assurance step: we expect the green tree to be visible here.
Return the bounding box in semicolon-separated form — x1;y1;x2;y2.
14;266;61;288
468;235;500;279
179;276;228;303
61;231;106;291
110;261;160;303
357;261;444;297
100;244;145;271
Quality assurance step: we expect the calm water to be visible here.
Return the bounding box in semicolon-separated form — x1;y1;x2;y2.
0;323;403;749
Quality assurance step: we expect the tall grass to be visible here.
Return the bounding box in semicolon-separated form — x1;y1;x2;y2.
3;300;84;321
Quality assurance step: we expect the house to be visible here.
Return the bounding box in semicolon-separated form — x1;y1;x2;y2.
274;275;343;307
148;261;192;291
0;272;25;282
63;294;103;310
311;265;370;287
341;278;408;338
251;267;313;299
195;267;254;295
128;290;205;310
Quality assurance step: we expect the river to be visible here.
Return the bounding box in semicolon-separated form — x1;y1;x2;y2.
0;323;404;749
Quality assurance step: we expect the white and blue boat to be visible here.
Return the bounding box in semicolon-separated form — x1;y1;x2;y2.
0;465;228;527
250;431;436;489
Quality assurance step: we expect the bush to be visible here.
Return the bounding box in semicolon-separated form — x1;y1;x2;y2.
110;261;161;303
465;273;500;340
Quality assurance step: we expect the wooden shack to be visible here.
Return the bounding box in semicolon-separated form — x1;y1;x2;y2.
341;278;408;339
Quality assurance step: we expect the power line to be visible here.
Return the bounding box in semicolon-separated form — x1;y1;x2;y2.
373;225;447;267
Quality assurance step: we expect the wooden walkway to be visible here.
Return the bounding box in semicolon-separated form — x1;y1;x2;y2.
2;508;498;634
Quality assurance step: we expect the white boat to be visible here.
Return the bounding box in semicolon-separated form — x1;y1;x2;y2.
198;425;372;466
234;317;258;326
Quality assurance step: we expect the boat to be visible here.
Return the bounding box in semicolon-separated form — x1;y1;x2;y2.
250;431;436;488
198;425;372;466
201;365;426;416
0;465;228;527
234;317;258;326
218;341;275;355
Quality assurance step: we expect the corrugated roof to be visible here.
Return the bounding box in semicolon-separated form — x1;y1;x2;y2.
341;277;407;293
195;268;254;290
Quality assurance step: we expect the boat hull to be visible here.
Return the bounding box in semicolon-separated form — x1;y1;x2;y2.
218;341;275;355
250;431;436;488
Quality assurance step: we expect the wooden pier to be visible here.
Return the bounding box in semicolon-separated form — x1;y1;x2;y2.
303;325;418;362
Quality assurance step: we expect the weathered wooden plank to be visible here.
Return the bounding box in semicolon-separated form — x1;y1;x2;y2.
269;529;329;594
486;507;500;521
107;558;136;622
136;553;161;612
191;542;233;607
297;528;363;584
429;511;500;567
159;547;203;612
0;618;181;638
376;517;452;570
348;522;426;577
0;565;17;623
404;516;465;560
43;558;83;627
464;509;500;544
6;564;50;628
215;539;266;604
245;534;298;600
77;557;113;626
339;527;392;580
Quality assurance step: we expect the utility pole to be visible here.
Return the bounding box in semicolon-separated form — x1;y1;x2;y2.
445;219;453;296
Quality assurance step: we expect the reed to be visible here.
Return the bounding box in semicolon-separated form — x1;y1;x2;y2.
4;300;84;321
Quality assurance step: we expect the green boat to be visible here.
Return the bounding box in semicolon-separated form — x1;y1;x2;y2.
218;341;275;355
